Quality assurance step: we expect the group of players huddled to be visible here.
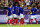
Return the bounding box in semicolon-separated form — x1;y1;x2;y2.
7;3;38;25
7;3;24;25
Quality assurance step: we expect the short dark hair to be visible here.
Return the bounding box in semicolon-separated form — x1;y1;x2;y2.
9;2;12;7
9;4;12;7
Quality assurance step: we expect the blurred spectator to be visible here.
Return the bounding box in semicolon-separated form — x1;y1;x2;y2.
9;1;12;5
39;5;40;9
30;1;33;5
0;3;1;9
24;5;28;9
28;5;32;9
15;3;19;7
37;4;39;9
21;0;24;2
30;0;34;2
13;0;15;4
19;1;21;4
1;0;4;7
25;0;29;3
15;0;19;3
35;5;37;9
0;0;40;10
25;0;30;6
39;6;40;9
35;1;38;6
1;0;4;9
4;1;8;7
39;2;40;5
32;2;35;7
19;1;24;7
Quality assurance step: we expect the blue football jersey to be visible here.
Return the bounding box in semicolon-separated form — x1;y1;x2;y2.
17;7;20;15
31;8;37;15
8;7;12;16
19;7;23;14
12;6;17;14
17;7;23;15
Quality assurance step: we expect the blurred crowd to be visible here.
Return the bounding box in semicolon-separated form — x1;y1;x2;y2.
0;0;40;9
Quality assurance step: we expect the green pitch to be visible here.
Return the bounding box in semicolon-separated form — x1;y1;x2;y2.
0;24;40;27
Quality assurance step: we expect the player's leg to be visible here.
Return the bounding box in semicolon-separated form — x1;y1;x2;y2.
16;18;18;24
12;14;15;25
7;16;10;25
18;15;21;25
13;18;14;23
31;15;33;24
35;18;38;24
13;14;17;25
13;18;16;25
9;15;13;25
7;19;10;25
10;19;12;25
16;15;19;24
31;19;33;24
20;14;24;25
20;18;24;25
34;15;38;24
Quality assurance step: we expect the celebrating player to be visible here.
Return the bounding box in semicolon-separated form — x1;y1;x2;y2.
12;3;19;25
30;6;38;24
18;5;24;25
7;4;13;25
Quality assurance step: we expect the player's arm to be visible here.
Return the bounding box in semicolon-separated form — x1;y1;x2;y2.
30;10;32;15
27;10;32;15
7;10;9;16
